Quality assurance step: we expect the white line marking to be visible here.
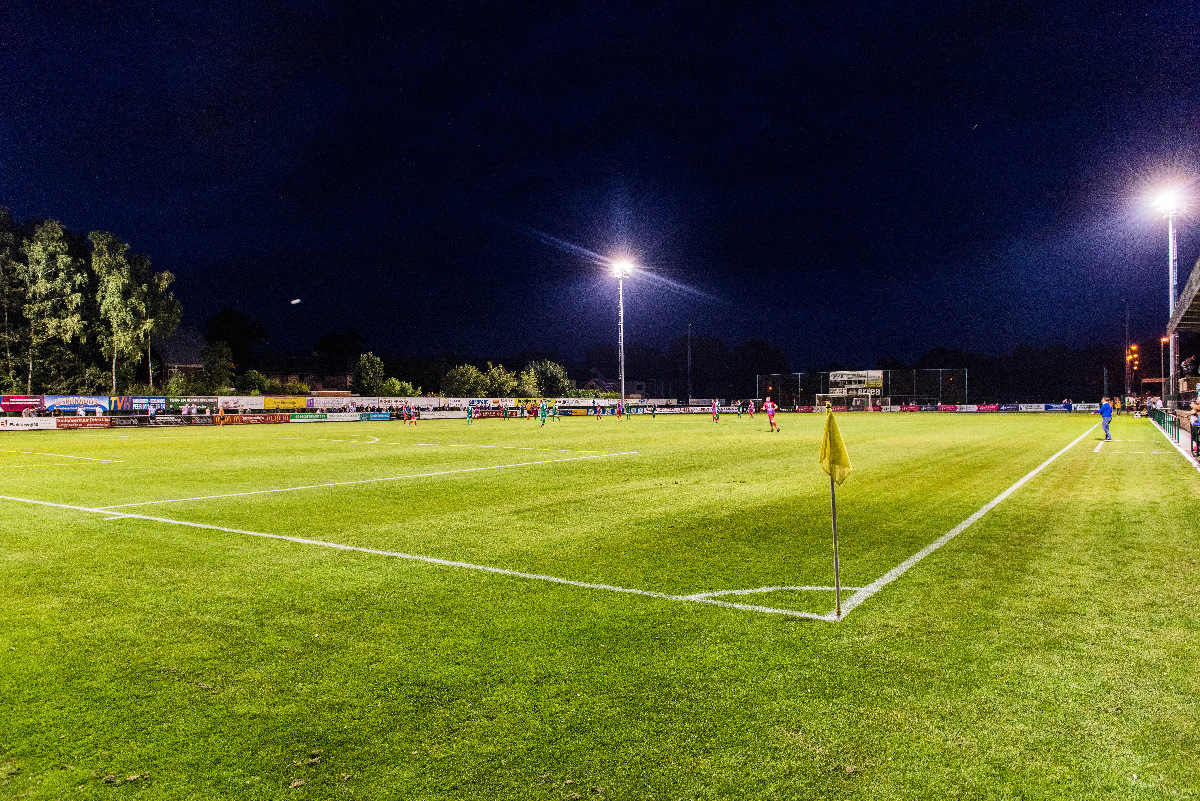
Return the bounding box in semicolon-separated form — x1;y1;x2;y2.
686;585;863;599
1149;416;1200;474
836;423;1099;621
3;463;74;468
97;451;639;509
1094;440;1104;452
0;493;829;621
0;449;122;463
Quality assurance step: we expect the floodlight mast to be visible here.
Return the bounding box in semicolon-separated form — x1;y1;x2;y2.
612;260;635;404
1154;189;1183;408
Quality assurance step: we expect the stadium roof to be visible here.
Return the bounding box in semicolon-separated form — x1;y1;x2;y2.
1168;254;1200;334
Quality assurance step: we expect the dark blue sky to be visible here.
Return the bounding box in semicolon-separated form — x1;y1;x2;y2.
3;1;1198;367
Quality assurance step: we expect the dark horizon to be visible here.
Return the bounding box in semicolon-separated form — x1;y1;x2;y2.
5;2;1200;370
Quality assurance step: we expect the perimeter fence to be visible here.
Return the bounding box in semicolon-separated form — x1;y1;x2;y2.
755;370;968;407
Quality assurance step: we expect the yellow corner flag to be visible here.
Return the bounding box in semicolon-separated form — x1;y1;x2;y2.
819;410;852;485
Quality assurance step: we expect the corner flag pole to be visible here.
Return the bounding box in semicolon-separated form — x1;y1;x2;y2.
818;403;851;620
830;472;841;617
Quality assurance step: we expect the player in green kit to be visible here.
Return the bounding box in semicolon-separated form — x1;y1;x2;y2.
466;405;474;425
539;400;548;427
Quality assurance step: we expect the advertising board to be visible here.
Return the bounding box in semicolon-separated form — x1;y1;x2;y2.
217;396;266;411
149;415;189;426
417;410;467;420
955;404;978;412
111;396;168;411
109;416;146;428
289;413;328;422
324;412;361;422
360;412;393;421
44;395;110;412
1;395;42;413
265;396;310;410
1019;404;1044;412
56;416;112;429
938;405;959;411
0;417;57;430
1073;403;1099;412
797;406;816;413
1043;403;1072;411
977;404;1000;412
999;404;1020;411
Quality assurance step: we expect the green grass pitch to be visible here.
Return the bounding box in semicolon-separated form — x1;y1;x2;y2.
1;413;1198;799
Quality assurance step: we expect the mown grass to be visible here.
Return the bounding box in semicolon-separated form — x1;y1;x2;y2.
0;413;1197;799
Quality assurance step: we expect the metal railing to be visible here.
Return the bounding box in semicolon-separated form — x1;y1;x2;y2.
1149;406;1180;442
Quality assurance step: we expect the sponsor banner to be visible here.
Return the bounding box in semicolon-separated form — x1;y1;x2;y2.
881;405;901;412
956;404;979;412
797;405;816;413
418;410;467;420
938;404;959;411
1019;403;1044;412
110;396;167;411
360;412;393;421
186;416;215;426
0;417;57;430
324;412;361;422
110;416;146;428
1;395;42;413
45;395;110;412
999;403;1020;412
918;404;937;412
167;396;218;407
829;370;883;390
289;413;328;422
976;404;1000;412
218;396;266;411
1044;403;1072;412
900;405;921;412
831;406;848;412
214;413;289;424
56;416;112;429
149;415;189;426
1074;403;1100;412
264;395;309;410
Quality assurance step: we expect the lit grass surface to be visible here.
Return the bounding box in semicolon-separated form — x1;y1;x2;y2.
1;414;1197;799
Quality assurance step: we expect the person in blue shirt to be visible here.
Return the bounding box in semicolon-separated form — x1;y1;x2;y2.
1099;397;1113;441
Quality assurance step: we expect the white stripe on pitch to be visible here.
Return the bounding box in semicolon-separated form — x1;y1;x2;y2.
0;449;121;462
835;423;1098;620
0;493;829;621
97;451;638;509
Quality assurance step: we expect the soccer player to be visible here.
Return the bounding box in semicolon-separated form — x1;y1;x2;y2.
617;399;623;420
539;399;548;427
651;403;657;419
764;396;779;432
594;399;601;420
466;405;474;425
748;399;755;419
711;399;719;423
1099;396;1112;441
552;402;559;422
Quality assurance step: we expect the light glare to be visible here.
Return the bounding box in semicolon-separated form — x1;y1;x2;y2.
1153;187;1184;217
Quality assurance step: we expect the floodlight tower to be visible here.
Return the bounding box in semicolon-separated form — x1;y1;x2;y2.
612;260;635;403
1154;189;1184;407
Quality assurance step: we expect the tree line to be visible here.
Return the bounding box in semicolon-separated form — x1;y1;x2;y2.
0;209;181;395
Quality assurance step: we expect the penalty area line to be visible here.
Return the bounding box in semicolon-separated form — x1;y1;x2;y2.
0;493;830;621
836;423;1099;621
96;450;639;509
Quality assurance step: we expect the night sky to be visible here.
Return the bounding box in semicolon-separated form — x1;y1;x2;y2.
4;2;1199;368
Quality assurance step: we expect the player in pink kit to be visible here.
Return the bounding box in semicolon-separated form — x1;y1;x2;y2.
748;399;755;419
711;399;719;423
763;396;779;432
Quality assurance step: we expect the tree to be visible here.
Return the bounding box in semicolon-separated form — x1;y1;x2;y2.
353;352;386;395
91;232;144;393
205;308;267;371
0;208;25;390
484;362;517;397
18;221;86;393
200;342;235;393
234;369;271;394
135;255;181;389
523;359;572;397
441;363;487;397
378;377;420;396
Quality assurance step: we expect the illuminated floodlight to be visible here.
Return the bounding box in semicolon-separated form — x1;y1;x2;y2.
1153;187;1185;217
611;259;635;278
